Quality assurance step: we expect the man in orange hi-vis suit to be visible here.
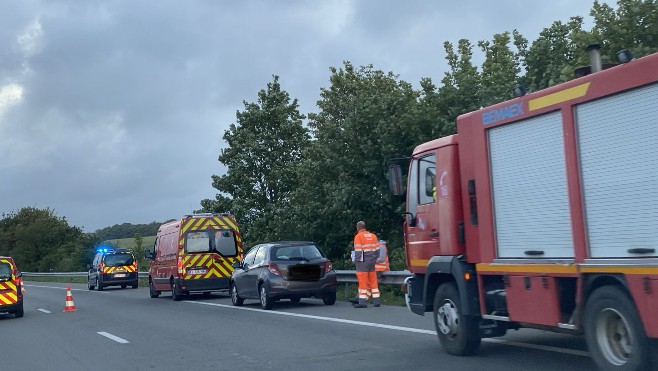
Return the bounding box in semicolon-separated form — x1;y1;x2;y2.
352;221;380;308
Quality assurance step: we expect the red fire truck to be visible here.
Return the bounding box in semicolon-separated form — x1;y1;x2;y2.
389;46;658;370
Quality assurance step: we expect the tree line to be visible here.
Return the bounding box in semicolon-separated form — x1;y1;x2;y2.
2;0;656;272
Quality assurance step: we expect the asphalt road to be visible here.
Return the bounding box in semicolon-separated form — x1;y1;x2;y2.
0;282;597;371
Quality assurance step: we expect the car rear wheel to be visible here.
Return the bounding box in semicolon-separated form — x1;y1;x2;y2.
230;283;243;306
96;277;104;291
259;284;273;310
14;302;24;318
322;292;336;305
149;279;160;298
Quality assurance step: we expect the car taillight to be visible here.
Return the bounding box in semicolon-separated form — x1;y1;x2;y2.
268;263;281;276
133;261;138;270
99;263;104;272
325;260;332;273
177;257;183;274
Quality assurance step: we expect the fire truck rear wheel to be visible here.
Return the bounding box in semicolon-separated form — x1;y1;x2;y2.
584;285;653;371
433;282;481;356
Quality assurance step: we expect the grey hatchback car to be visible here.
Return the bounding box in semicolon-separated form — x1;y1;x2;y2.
229;241;337;310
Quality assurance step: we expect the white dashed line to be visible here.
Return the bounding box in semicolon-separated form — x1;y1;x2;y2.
37;308;51;313
97;332;130;344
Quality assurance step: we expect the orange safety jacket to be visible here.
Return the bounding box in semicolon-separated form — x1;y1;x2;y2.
353;230;380;253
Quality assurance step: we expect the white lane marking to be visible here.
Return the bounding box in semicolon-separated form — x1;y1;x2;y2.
37;308;51;313
189;301;589;357
25;284;101;292
97;332;130;344
189;301;435;335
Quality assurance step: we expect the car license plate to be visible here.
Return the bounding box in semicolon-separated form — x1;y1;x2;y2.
188;268;207;275
114;273;127;278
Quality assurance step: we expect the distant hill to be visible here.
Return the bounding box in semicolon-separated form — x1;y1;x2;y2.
94;221;173;240
106;236;157;251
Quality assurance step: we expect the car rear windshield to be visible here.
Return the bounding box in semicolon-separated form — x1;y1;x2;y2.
104;253;134;267
0;263;11;280
271;245;324;261
185;230;237;256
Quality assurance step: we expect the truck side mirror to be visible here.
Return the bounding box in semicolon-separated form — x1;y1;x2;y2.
388;164;404;196
231;261;242;269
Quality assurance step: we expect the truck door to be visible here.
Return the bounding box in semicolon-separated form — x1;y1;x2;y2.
406;152;439;271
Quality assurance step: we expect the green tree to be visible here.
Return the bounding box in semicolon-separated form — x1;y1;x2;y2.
201;75;309;244
437;39;481;126
0;207;96;271
478;31;527;106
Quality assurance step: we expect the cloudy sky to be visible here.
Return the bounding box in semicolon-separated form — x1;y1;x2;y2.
0;0;611;232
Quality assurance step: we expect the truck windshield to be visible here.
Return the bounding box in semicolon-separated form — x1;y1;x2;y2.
104;253;134;267
185;231;211;253
0;263;11;280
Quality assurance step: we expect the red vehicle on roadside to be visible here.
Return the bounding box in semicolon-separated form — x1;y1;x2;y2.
389;46;658;370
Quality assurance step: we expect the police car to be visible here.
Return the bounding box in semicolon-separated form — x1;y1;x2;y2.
88;248;139;291
0;256;24;318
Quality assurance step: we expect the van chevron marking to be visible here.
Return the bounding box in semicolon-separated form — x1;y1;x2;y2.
482;103;524;125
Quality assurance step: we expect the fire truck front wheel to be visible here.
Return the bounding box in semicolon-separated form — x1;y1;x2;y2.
433;282;481;356
584;286;654;371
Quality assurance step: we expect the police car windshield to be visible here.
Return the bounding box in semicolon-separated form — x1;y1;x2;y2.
271;245;324;261
104;253;134;267
0;263;11;279
185;231;211;253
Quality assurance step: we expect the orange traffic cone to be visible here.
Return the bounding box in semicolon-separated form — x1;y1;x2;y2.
64;284;76;312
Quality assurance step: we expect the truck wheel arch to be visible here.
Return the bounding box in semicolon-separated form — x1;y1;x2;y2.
424;256;479;316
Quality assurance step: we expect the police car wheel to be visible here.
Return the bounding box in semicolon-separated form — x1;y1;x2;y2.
96;277;104;291
88;277;95;290
121;284;127;289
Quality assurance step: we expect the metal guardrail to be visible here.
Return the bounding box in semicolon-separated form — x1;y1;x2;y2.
23;270;412;285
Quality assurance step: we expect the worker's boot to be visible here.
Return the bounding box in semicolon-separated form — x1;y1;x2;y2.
353;298;367;308
348;297;359;304
372;297;381;307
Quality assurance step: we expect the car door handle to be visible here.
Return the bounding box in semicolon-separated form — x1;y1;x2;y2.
429;231;439;237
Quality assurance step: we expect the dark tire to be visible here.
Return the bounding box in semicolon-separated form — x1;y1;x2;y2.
584;286;653;371
433;282;481;356
230;283;243;306
259;284;273;310
149;279;160;298
171;281;182;301
121;284;127;289
132;282;138;289
290;297;301;304
88;276;95;290
322;292;336;306
14;302;24;318
96;277;104;291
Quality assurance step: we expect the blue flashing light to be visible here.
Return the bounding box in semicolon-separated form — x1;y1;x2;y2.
97;246;112;254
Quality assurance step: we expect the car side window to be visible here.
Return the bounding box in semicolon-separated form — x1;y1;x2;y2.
253;247;267;266
243;248;258;269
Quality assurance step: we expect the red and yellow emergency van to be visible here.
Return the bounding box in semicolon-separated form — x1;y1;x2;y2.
145;213;243;300
0;256;24;318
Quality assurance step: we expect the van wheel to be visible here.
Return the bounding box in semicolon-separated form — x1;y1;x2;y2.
14;302;24;318
132;282;138;289
230;283;243;306
171;281;182;301
290;296;301;304
149;279;160;298
88;276;95;290
584;286;653;370
259;284;273;310
96;278;104;291
322;292;336;305
433;282;481;356
121;284;127;289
